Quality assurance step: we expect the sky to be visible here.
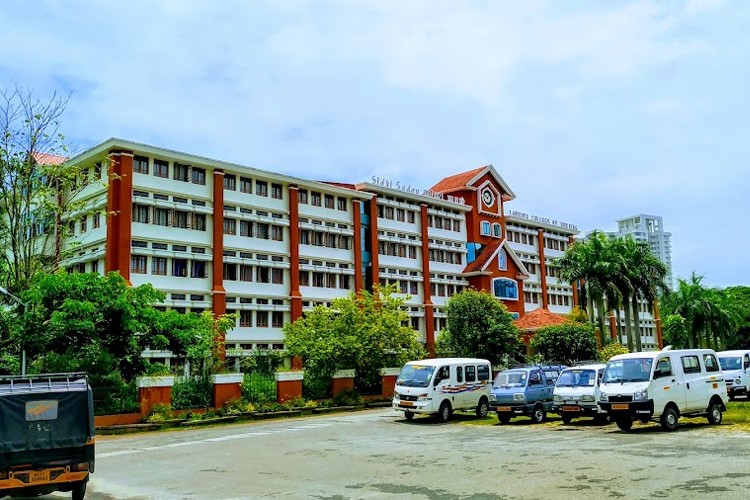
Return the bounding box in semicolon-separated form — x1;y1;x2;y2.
1;0;748;287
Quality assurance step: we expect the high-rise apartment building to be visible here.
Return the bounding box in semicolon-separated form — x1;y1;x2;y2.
612;214;673;290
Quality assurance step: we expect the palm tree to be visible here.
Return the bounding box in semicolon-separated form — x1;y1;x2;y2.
661;273;713;348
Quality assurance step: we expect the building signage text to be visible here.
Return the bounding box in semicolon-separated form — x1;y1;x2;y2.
371;176;465;205
509;210;578;231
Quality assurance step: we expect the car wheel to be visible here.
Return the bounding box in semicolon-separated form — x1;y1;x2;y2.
404;411;414;421
436;401;451;423
561;414;573;425
72;479;87;500
615;417;633;431
660;406;679;431
476;398;489;419
497;414;511;424
707;402;722;425
531;405;546;424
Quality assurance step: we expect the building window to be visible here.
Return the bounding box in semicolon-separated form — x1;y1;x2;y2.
272;268;283;284
133;205;150;224
324;194;335;209
240;310;253;327
492;278;518;301
498;249;507;271
224;174;237;191
492;223;502;238
339;275;350;290
408;211;415;223
91;260;99;273
192;167;206;185
396;209;405;222
271;183;282;199
256;311;269;328
223;263;237;281
173;163;189;182
152;257;167;275
337;197;347;211
272;311;284;328
256;180;268;197
299;270;309;286
93;213;101;229
174;210;189;229
311;191;321;207
271;226;283;241
131;255;147;274
223;218;236;235
240;177;252;193
154;159;169;178
80;216;87;233
193;213;206;231
134;155;149;174
453;219;461;232
172;258;188;277
240;265;253;282
298;189;308;204
256;223;269;240
256;267;270;283
191;261;207;278
154;208;169;226
481;221;491;236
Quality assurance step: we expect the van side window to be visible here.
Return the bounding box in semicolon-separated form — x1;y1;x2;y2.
704;354;720;373
681;355;701;374
529;371;542;385
456;366;463;383
655;357;673;378
745;355;750;369
466;366;476;382
434;366;450;386
477;365;490;382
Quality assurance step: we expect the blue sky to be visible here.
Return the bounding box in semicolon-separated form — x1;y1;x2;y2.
1;0;747;287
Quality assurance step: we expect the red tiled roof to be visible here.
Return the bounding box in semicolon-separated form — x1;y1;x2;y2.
514;308;568;331
462;240;502;274
32;152;67;166
430;166;487;193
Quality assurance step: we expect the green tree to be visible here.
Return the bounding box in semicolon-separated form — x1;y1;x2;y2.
283;285;424;382
0;87;97;294
14;271;232;378
598;342;629;362
531;323;598;365
439;289;520;365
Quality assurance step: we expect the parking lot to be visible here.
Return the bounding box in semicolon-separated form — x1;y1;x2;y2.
40;408;750;499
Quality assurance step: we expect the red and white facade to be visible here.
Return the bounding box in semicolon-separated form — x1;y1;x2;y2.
60;139;579;357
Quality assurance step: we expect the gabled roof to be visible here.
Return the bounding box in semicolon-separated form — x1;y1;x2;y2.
461;239;529;279
514;308;568;331
430;164;517;201
32;152;67;166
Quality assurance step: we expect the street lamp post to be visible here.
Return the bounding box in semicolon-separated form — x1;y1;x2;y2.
0;286;28;376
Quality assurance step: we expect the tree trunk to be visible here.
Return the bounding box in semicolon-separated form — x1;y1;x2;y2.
596;297;606;346
586;284;595;324
616;308;624;345
632;294;642;352
623;292;634;352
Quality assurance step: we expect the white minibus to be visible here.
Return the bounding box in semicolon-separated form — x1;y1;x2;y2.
392;358;492;422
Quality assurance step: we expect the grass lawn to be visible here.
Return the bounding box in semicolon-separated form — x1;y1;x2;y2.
456;400;750;430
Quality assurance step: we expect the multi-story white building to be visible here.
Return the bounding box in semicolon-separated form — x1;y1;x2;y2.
58;139;580;359
612;214;673;289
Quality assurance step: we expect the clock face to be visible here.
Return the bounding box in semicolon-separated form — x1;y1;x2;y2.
482;188;495;207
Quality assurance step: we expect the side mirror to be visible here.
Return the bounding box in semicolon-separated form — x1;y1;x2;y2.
653;369;662;379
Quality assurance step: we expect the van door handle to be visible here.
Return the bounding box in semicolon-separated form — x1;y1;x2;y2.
686;382;690;389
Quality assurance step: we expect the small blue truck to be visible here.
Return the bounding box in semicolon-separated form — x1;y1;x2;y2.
489;365;566;424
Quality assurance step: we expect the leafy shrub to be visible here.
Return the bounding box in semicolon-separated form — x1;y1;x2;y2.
171;376;212;410
144;403;173;423
241;372;277;404
142;362;172;376
330;389;363;407
255;401;292;413
303;373;331;399
599;342;629;362
218;399;256;415
90;372;139;416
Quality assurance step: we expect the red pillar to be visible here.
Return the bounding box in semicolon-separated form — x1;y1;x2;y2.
537;229;548;309
105;150;133;281
212;170;226;360
368;198;380;287
352;199;364;293
568;236;579;308
420;204;435;357
288;186;302;321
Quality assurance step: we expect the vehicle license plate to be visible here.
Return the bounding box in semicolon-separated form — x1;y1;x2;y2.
400;401;413;406
612;403;629;410
562;406;580;412
496;406;511;412
30;470;50;483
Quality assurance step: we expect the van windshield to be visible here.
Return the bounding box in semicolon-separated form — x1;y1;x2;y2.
397;365;436;387
494;371;527;388
719;356;742;371
603;358;653;383
556;369;596;387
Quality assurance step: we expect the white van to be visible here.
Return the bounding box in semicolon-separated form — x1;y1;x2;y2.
392;358;492;422
717;350;750;400
599;346;727;431
553;363;609;425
